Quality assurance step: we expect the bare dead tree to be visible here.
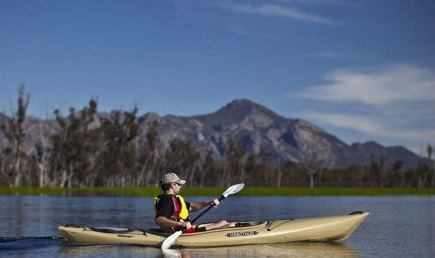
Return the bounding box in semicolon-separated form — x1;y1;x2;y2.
0;148;14;185
32;141;49;187
223;138;247;185
198;150;216;187
370;153;389;188
94;108;141;187
390;160;404;187
356;164;366;188
0;86;30;186
50;100;98;188
299;145;331;188
141;121;160;186
161;138;201;186
275;165;283;187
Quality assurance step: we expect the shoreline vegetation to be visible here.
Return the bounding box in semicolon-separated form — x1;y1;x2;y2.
1;186;434;196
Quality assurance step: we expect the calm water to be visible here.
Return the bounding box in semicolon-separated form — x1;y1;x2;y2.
0;195;434;257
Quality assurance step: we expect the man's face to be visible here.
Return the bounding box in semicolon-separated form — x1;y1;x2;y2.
171;182;182;194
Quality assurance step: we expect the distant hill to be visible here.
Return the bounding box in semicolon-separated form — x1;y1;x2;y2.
0;99;429;168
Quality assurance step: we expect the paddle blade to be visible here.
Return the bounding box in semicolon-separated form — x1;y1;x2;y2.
161;248;181;257
161;230;182;250
222;183;244;198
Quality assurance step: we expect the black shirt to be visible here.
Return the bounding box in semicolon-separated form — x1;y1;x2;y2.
155;194;191;219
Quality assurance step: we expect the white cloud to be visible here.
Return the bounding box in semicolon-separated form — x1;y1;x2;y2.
218;3;340;25
306;112;435;143
298;64;435;151
301;64;435;106
305;112;383;135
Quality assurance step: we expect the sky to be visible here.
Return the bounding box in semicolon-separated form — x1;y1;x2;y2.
1;0;434;154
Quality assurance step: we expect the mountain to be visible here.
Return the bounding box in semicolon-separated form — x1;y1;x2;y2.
137;99;426;168
0;99;428;168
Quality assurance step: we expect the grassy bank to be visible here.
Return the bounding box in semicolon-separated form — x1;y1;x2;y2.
1;186;434;196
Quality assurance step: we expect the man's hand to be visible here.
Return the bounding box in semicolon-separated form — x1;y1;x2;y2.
190;199;220;211
181;221;192;229
210;199;219;208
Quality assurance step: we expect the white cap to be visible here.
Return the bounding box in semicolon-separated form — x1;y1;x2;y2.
161;173;186;185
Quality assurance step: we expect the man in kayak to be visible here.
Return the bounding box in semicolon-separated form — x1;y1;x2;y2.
154;173;234;233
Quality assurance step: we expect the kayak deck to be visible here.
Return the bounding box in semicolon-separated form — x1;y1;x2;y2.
58;211;369;247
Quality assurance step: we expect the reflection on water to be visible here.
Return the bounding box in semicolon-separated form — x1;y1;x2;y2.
0;237;61;252
58;242;357;258
179;242;358;258
59;244;162;258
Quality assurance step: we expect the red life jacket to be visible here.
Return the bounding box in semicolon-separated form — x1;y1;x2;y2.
154;195;189;222
170;196;182;221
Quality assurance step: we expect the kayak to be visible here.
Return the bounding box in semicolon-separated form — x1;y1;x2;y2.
59;211;368;248
58;211;368;248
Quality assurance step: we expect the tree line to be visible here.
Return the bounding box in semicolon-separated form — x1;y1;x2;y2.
1;87;434;188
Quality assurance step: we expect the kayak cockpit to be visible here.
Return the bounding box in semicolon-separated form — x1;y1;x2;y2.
61;221;268;237
147;221;267;236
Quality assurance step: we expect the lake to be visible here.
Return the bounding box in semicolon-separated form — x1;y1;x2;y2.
0;195;434;257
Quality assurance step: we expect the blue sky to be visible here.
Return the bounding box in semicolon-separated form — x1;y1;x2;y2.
1;0;434;154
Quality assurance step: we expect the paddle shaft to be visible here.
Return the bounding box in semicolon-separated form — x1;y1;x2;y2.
191;195;225;224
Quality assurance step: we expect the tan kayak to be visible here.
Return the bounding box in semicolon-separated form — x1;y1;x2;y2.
58;211;368;248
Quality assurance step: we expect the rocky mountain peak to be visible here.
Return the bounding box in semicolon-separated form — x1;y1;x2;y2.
221;99;279;116
223;98;261;110
195;99;285;127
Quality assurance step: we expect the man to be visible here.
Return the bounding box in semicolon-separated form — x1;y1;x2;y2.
154;173;234;233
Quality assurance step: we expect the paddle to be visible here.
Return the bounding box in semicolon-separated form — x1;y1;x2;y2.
160;183;245;250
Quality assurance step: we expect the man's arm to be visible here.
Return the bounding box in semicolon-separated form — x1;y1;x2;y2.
155;216;191;231
189;199;219;212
